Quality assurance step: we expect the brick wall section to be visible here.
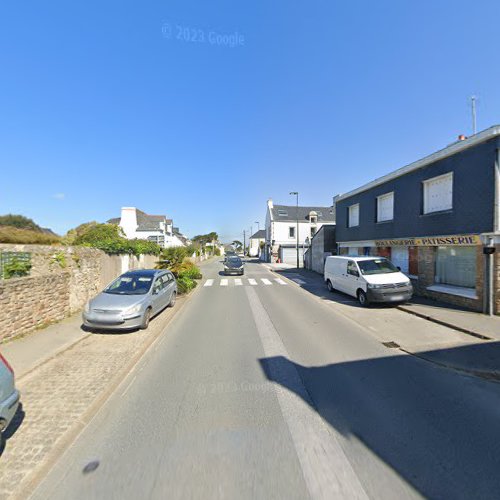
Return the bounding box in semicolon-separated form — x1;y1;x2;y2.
411;246;485;312
0;244;160;343
0;273;70;343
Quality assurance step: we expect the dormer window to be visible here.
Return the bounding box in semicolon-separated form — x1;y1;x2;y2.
278;209;288;217
308;210;318;224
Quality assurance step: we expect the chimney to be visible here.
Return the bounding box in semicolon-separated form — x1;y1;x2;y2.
267;199;274;209
120;207;138;239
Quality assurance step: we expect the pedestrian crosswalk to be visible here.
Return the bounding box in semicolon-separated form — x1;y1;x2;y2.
202;278;288;287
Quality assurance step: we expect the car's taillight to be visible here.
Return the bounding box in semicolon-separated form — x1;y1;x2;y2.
0;352;14;376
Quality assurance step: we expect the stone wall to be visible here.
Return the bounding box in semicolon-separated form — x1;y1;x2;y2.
0;244;160;343
0;273;70;343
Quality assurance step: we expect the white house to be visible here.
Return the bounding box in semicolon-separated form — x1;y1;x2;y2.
108;207;187;248
249;229;266;258
264;199;335;266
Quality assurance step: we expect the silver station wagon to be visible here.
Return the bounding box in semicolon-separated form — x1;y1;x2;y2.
83;269;177;331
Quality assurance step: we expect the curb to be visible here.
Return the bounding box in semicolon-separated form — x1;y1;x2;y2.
396;305;491;341
19;283;202;500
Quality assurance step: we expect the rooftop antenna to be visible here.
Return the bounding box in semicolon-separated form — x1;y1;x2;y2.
470;95;477;135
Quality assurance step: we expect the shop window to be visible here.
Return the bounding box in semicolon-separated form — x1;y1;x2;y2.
423;172;453;214
435;246;476;289
377;192;394;222
348;204;359;227
408;247;418;276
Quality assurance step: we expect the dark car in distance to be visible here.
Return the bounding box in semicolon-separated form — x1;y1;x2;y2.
224;256;244;275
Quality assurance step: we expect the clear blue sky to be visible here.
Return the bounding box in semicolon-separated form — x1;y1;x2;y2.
1;0;499;242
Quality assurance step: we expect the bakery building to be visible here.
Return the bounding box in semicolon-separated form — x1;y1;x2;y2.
335;126;500;314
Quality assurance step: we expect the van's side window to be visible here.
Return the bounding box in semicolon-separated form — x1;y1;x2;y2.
347;261;359;277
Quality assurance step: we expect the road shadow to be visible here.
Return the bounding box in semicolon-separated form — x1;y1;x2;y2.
259;346;500;499
0;402;25;458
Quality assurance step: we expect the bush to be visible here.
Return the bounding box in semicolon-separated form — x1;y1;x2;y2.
2;257;32;278
176;275;198;295
178;264;202;280
73;223;161;256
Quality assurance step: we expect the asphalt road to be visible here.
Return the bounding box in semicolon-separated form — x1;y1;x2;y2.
31;259;500;500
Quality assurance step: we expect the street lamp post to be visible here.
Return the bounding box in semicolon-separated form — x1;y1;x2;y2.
254;222;260;257
290;191;299;269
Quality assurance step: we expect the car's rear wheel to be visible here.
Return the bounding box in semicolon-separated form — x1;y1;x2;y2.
326;280;334;292
140;308;152;329
169;291;177;307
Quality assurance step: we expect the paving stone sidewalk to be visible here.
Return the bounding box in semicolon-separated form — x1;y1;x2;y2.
0;298;186;500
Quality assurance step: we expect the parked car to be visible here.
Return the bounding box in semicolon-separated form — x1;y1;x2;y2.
223;256;244;275
0;352;20;436
324;256;413;306
82;269;177;331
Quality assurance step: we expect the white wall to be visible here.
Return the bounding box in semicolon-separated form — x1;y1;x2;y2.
271;221;327;245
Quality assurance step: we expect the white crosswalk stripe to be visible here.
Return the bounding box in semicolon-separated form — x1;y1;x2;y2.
202;278;292;287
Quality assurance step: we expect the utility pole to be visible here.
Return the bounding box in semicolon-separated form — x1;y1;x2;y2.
290;191;299;268
243;230;246;256
471;95;477;135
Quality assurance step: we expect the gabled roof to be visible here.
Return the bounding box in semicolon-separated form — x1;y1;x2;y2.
271;205;335;223
108;209;172;232
250;229;266;239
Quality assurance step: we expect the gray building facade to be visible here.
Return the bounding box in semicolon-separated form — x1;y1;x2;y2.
335;126;500;314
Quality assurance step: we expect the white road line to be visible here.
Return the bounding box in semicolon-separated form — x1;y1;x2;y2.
292;278;306;285
248;279;258;286
220;279;228;287
245;287;369;500
204;279;214;287
121;375;137;397
261;278;272;286
234;278;243;286
275;278;287;285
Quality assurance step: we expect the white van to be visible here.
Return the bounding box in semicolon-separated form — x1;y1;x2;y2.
324;256;413;306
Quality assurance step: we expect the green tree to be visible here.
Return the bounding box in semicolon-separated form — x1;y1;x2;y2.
72;223;160;255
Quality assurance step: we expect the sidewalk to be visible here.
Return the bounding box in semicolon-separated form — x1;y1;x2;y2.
1;313;90;379
397;297;500;341
265;264;500;379
266;264;500;342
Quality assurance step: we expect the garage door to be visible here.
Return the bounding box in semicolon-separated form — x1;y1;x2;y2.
280;247;304;266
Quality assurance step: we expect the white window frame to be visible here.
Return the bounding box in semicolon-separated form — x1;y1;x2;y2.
423;172;453;214
348;204;359;228
377;192;394;222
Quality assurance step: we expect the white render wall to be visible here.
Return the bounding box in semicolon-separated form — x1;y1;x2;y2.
270;221;327;245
